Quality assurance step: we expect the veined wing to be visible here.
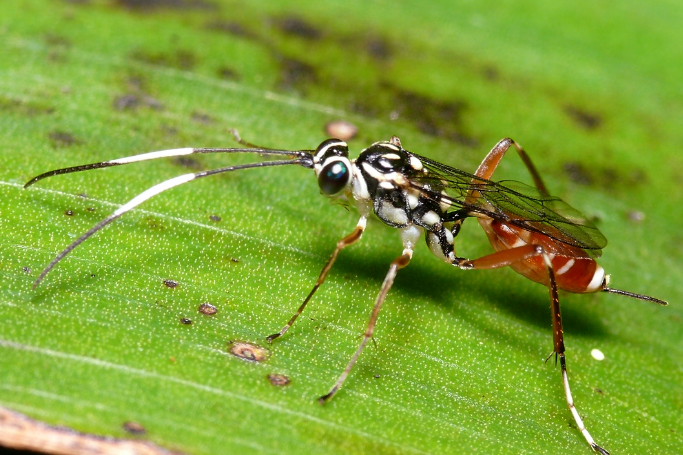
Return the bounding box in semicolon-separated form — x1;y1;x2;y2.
408;153;607;257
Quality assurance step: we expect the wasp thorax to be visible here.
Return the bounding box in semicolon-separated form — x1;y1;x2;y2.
364;143;409;173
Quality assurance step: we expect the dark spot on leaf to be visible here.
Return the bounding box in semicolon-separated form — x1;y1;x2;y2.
113;93;164;111
180;318;193;325
130;49;197;70
86;207;96;212
44;34;71;47
191;111;213;124
563;162;594;185
77;193;88;199
267;373;290;386
49;131;80;148
198;303;217;315
173;156;201;169
206;21;257;39
146;217;165;230
22;267;31;274
122;421;146;435
278;58;317;92
325;120;358;141
113;94;140;110
365;36;392;61
374;374;381;379
228;341;269;362
0;96;54;116
216;66;240;80
564;105;602;130
209;214;221;222
230;257;240;263
125;74;148;92
594;388;604;395
274;16;322;40
482;65;499;81
164;279;178;288
115;0;216;11
390;87;477;147
64;209;74;216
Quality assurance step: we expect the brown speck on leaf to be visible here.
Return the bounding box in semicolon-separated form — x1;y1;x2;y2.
173;156;201;169
113;94;164;111
198;303;217;315
365;36;392;61
278;58;317;92
563;162;594;185
274;16;322;40
116;0;216;12
267;373;291;386
228;341;269;362
122;421;146;435
180;318;192;325
325;120;358;141
217;66;240;80
564;105;602;130
164;279;178;288
49;130;80;148
206;21;256;39
191;111;213;124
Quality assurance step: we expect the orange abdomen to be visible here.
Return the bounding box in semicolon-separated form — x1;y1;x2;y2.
479;219;605;294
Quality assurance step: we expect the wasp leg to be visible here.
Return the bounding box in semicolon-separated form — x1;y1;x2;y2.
466;138;549;204
266;217;368;343
457;246;609;455
319;249;413;404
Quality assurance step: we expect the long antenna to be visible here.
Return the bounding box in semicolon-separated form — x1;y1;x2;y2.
24;147;312;188
29;156;312;287
603;287;668;305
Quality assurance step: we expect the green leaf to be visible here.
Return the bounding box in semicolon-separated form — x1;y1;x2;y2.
1;1;682;454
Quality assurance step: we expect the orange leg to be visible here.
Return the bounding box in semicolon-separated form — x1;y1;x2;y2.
465;138;549;206
458;245;609;454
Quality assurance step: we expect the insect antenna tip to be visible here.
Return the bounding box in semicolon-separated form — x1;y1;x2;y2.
603;287;668;306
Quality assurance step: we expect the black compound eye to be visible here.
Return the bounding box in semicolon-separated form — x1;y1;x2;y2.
318;160;350;196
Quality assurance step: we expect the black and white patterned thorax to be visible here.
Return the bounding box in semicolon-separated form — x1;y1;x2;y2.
312;136;462;264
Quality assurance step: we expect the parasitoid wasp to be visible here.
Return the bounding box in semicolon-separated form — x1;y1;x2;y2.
25;130;667;454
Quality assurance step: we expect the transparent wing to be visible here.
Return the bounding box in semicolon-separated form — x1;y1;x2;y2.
408;153;607;256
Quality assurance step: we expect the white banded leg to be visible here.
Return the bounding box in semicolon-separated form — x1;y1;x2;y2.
560;355;609;454
458;247;609;453
266;216;368;342
540;253;609;455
